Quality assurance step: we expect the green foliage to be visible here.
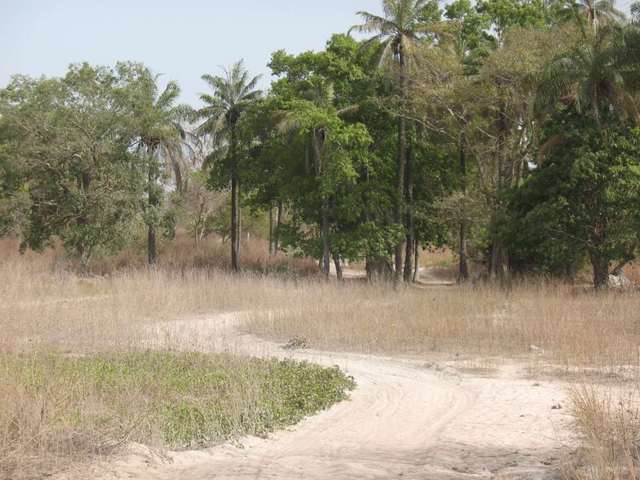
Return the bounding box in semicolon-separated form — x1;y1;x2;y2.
0;66;144;262
1;351;355;449
505;110;640;279
445;0;495;71
2;0;640;286
0;62;192;264
0;115;24;236
251;38;395;264
115;62;190;252
476;0;558;40
197;60;262;189
536;21;640;123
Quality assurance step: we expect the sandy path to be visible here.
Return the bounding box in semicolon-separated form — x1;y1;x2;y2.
61;313;575;480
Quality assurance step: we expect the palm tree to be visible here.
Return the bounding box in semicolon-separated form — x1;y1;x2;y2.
350;0;433;285
536;23;640;126
127;67;190;265
562;0;624;33
196;60;262;272
535;22;640;288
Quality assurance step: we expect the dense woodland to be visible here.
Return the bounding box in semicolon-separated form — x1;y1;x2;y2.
2;0;640;289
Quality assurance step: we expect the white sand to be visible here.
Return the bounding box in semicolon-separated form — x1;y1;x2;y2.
56;312;575;480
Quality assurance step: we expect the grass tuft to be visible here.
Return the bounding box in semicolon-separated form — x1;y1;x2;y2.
565;386;640;480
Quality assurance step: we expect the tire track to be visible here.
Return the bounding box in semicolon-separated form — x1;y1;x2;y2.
59;312;574;480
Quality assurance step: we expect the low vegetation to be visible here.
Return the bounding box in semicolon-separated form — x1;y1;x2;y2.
0;241;355;479
247;282;640;368
566;387;640;480
4;238;640;478
0;351;354;480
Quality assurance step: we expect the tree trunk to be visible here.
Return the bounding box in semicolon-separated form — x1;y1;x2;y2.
403;137;414;282
147;151;158;266
333;253;343;282
367;257;392;282
269;204;275;256
275;200;283;253
589;250;609;290
76;167;92;265
394;45;408;287
230;128;240;272
489;237;507;281
172;161;184;196
312;128;331;279
489;97;510;280
458;222;470;284
413;239;420;283
366;257;374;282
148;223;157;266
238;196;242;244
321;207;331;279
458;133;470;283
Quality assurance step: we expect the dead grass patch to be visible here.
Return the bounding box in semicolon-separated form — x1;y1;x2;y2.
565;387;640;480
246;281;640;367
5;238;640;479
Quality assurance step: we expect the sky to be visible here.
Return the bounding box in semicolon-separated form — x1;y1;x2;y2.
0;0;379;106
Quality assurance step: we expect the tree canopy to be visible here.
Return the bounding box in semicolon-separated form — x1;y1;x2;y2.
2;0;640;288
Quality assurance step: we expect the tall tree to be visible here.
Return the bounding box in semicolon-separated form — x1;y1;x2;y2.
269;97;372;277
261;36;400;280
505;110;640;289
536;22;640;126
117;63;190;265
274;74;364;277
196;61;262;272
350;0;435;285
0;64;141;264
562;0;624;33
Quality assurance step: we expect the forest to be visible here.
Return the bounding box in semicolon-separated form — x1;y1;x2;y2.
3;0;640;289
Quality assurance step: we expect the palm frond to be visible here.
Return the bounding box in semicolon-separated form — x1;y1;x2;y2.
198;60;261;138
156;81;181;111
350;11;398;36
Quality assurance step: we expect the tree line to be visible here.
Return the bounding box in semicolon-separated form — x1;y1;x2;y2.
2;0;640;289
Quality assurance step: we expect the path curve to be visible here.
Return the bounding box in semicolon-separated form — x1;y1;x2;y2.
60;312;575;480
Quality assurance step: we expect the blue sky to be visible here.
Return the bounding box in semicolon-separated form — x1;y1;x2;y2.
0;0;378;106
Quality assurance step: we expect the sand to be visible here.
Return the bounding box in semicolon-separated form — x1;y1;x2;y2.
55;312;575;480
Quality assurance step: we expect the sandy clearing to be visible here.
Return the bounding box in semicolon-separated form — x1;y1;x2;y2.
56;312;576;480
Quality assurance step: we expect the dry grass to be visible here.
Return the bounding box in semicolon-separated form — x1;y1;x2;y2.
0;239;346;479
85;232;319;276
247;280;640;368
625;262;640;284
0;236;318;354
4;238;640;479
566;387;640;480
5;236;640;366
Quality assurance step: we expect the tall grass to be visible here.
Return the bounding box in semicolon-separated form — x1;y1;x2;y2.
4;236;640;365
0;239;348;479
4;238;640;479
566;386;640;480
247;281;640;368
84;232;319;276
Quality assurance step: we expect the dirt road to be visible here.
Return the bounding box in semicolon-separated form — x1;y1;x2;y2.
61;312;575;480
